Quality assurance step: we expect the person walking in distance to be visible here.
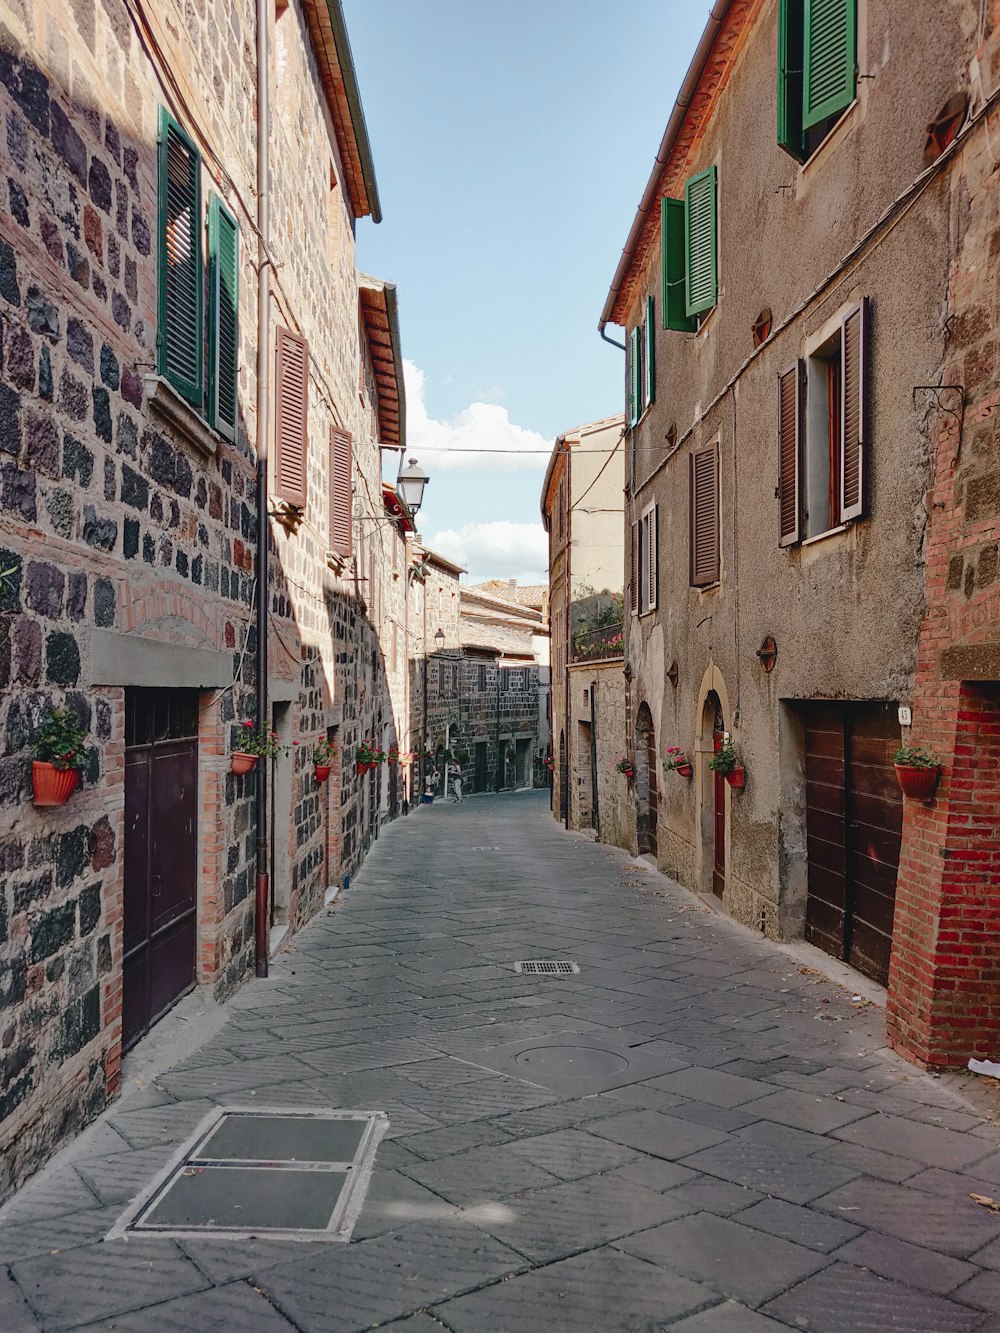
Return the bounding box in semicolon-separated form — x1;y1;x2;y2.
451;761;463;803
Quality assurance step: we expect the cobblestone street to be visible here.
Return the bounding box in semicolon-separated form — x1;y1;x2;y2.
4;791;1000;1330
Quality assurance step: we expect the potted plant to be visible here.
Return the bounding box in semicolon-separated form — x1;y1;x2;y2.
709;735;745;788
440;748;453;762
614;754;635;780
399;751;414;767
387;744;400;765
894;745;941;799
544;754;555;772
313;738;337;783
663;745;693;778
31;707;88;806
233;720;285;774
355;740;385;773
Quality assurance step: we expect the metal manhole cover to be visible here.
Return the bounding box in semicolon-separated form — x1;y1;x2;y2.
514;960;580;975
513;1045;629;1078
107;1107;387;1243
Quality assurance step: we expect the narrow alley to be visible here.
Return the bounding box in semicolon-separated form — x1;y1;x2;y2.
2;792;1000;1331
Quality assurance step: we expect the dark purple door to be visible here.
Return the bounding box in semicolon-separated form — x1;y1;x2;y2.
123;690;198;1052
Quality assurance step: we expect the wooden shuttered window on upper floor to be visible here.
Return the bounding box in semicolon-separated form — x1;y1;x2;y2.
274;326;308;510
690;445;720;587
329;427;353;557
777;0;805;159
803;0;857;131
661;196;697;332
840;298;867;522
684;166;718;319
157;109;202;406
643;295;656;407
627;326;640;426
640;503;658;613
629;520;639;613
778;362;802;546
208;195;239;441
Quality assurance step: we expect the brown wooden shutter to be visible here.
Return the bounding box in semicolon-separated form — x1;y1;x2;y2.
689;446;720;587
645;505;658;612
629;520;639;613
329;426;353;557
274;327;308;509
778;361;802;546
840;298;867;522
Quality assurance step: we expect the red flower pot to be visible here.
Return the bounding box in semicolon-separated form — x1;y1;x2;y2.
356;761;374;774
675;762;693;778
231;752;257;775
32;761;79;807
895;763;940;800
725;766;746;789
314;765;331;783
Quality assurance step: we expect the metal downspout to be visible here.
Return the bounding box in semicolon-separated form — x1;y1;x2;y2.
254;0;271;978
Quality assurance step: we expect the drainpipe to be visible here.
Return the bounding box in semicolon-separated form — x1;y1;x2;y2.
600;326;626;352
254;0;271;979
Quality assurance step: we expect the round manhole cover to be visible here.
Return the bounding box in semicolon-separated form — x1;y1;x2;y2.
513;1045;629;1078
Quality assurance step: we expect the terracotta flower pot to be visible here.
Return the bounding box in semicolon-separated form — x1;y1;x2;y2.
725;766;746;789
356;761;374;774
676;762;693;778
314;765;331;783
32;761;79;807
895;763;940;800
231;751;257;775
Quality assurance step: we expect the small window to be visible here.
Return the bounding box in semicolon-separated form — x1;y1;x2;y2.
582;688;589;706
477;663;486;691
778;0;857;162
690;445;720;588
778;299;868;544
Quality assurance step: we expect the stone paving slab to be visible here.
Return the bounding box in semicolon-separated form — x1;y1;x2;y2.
2;792;999;1331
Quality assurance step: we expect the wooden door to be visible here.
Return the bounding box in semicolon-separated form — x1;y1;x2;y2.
712;717;726;900
474;742;488;793
123;690;198;1052
804;702;901;985
646;723;658;856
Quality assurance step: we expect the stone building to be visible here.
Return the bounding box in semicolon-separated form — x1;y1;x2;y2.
0;0;410;1195
541;416;629;847
458;582;549;794
600;0;1000;1065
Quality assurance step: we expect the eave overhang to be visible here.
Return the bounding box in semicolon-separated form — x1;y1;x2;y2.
359;275;406;450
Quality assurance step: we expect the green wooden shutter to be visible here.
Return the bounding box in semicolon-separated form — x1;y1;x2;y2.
661;196;696;332
803;0;856;130
208;195;239;441
644;295;656;405
777;0;806;160
684;167;718;318
157;108;203;406
628;327;640;426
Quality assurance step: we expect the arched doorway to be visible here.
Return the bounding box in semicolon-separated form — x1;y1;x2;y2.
703;691;726;899
635;703;658;856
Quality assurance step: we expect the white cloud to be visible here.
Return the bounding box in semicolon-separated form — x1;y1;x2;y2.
404;360;550;472
427;521;548;584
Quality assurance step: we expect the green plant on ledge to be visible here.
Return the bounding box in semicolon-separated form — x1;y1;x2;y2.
32;707;89;771
313;738;337;766
237;721;287;759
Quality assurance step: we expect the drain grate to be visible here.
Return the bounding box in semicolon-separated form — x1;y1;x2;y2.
107;1107;387;1243
514;960;580;975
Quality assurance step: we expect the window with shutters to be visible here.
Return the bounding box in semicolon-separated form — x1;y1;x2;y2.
777;299;868;544
274;326;308;511
157;109;203;407
778;0;857;162
329;427;352;557
639;502;658;614
208;196;239;441
689;445;720;588
659;168;718;332
629;519;639;615
627;297;656;427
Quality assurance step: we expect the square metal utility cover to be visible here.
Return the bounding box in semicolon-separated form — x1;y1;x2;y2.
514;960;580;975
107;1107;387;1243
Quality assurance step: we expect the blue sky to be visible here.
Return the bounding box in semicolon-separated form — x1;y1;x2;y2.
344;0;715;581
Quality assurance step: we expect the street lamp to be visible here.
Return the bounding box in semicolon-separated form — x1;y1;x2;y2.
398;458;429;517
434;627;445;649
